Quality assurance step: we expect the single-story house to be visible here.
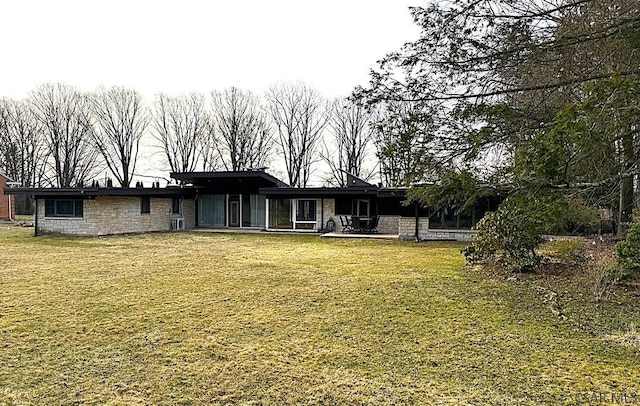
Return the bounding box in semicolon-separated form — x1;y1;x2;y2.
4;170;498;240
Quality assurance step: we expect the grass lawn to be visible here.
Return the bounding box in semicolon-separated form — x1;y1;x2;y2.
1;226;639;405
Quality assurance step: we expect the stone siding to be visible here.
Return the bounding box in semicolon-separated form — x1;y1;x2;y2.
321;199;336;231
398;217;477;241
398;217;429;240
177;198;196;229
37;196;196;236
377;215;399;234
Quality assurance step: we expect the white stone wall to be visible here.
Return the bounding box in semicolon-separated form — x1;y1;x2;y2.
178;198;196;229
37;197;196;236
398;217;429;240
377;215;399;234
421;229;477;241
398;217;477;241
321;199;336;231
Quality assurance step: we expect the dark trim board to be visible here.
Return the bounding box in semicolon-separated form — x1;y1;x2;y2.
171;171;289;188
5;187;195;199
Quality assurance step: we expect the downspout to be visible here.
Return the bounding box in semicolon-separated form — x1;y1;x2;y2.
8;194;12;221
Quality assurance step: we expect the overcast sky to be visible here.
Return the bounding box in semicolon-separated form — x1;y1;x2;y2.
1;0;420;100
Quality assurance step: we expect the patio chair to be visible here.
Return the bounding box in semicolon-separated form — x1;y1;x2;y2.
351;216;362;233
368;215;379;233
339;216;352;233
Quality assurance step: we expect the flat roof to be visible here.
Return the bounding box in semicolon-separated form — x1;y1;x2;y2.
170;171;289;188
259;186;378;197
4;187;195;198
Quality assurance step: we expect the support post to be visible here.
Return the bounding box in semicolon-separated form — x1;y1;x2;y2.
414;203;419;242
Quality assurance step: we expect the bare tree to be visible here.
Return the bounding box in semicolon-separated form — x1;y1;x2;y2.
266;82;328;187
152;93;211;173
89;86;148;187
29;83;100;187
211;87;274;171
321;98;373;186
0;98;44;188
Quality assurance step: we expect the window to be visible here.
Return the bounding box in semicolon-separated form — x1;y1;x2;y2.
429;207;474;230
140;197;150;214
172;198;181;214
44;199;83;218
296;200;316;222
243;194;266;228
352;199;370;217
268;198;292;229
198;194;225;227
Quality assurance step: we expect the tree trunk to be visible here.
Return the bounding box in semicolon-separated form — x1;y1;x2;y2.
617;133;635;237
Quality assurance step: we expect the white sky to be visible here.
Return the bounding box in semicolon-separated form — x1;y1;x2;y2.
1;0;420;99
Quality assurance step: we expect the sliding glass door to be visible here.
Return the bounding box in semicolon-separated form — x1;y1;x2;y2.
198;194;226;227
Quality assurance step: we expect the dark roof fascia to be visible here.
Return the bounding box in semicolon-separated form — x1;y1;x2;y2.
170;171;289;187
259;186;378;197
4;187;196;198
376;187;408;198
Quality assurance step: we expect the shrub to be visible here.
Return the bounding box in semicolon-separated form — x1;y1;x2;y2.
544;239;586;267
586;260;624;302
463;204;546;273
562;198;601;235
616;218;640;280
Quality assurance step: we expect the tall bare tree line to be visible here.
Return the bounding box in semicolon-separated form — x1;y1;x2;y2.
1;81;389;191
211;87;273;172
29;83;99;188
90;86;148;187
266;83;329;187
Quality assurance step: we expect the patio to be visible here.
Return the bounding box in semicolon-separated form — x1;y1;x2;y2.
320;231;398;240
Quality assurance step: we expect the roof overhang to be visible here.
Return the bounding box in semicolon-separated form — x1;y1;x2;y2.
4;187;195;199
259;186;378;198
376;188;408;198
171;171;288;188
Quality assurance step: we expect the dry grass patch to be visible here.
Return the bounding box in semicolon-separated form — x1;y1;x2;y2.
1;227;639;405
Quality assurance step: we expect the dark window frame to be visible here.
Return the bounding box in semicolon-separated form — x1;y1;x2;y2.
172;197;181;214
351;199;370;217
141;197;151;214
296;199;317;222
268;198;292;229
44;199;84;218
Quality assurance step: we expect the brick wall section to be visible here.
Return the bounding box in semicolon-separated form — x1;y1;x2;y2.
398;217;477;241
36;196;196;236
0;175;15;221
